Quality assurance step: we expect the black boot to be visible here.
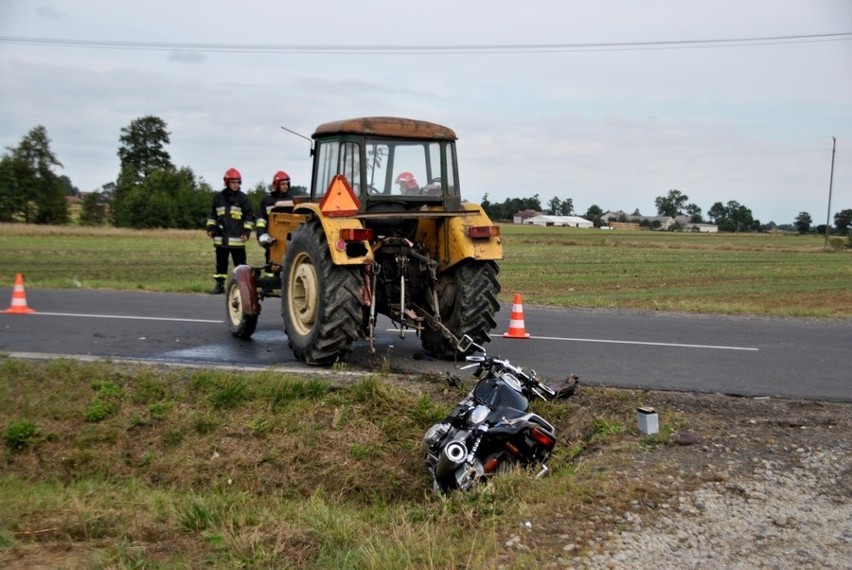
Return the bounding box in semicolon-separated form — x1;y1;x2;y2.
209;281;225;295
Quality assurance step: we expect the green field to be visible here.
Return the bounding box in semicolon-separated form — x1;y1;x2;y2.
1;223;849;318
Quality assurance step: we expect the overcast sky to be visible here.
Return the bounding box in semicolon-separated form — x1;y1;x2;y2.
2;0;851;224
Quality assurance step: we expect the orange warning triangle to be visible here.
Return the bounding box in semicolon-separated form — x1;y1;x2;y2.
319;174;360;217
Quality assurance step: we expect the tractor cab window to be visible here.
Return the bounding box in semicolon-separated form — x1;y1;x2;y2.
340;142;361;194
363;140;456;198
442;142;457;196
313;141;338;200
313;140;361;199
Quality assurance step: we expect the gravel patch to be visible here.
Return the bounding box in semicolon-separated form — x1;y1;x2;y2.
580;448;851;569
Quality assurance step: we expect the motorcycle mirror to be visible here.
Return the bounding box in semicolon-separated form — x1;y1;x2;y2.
456;334;473;353
456;334;485;354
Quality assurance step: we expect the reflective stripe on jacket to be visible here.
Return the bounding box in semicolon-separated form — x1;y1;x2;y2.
206;188;255;247
255;189;291;239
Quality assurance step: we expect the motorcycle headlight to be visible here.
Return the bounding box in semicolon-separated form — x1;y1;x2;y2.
469;404;490;425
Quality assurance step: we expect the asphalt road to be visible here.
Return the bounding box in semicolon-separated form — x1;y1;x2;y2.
1;288;850;402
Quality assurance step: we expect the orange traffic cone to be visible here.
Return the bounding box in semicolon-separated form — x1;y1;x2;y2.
503;293;530;339
3;273;36;314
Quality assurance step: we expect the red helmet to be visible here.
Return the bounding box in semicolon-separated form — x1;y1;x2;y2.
223;168;242;183
272;171;291;187
395;171;418;190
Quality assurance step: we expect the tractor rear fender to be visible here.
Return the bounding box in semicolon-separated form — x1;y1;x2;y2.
292;203;374;266
266;210;309;265
416;203;503;271
233;264;261;316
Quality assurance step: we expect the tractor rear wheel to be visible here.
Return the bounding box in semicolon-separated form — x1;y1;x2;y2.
421;260;501;359
281;221;364;365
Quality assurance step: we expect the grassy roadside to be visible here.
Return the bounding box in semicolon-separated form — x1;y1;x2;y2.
2;359;848;568
1;223;850;317
0;358;675;568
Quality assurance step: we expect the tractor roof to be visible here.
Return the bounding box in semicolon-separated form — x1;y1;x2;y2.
313;117;457;141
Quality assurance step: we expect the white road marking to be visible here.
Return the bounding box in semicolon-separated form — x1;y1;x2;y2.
517;335;758;351
32;312;223;324
382;328;758;351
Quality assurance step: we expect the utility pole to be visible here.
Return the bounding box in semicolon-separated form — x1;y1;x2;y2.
824;136;836;249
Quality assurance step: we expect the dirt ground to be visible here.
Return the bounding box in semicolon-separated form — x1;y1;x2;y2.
592;388;851;481
528;386;852;565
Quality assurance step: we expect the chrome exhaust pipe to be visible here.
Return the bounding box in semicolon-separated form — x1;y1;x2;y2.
435;441;468;477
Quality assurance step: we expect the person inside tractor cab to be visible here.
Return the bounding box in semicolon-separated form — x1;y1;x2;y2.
256;170;292;264
395;171;420;195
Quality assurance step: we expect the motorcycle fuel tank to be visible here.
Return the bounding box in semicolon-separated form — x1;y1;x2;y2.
472;377;528;412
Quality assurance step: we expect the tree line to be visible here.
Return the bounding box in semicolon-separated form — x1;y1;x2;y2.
1;118;849;235
793;210;852;236
0;125;70;224
0;117;305;230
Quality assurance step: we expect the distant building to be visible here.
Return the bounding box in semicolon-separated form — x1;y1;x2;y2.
522;215;594;228
512;210;539;224
601;210;631;223
601;210;715;231
685;223;719;233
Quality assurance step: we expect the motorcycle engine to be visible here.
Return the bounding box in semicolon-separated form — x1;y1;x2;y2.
423;422;451;448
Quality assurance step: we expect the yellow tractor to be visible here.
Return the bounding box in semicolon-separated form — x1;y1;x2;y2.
226;117;503;365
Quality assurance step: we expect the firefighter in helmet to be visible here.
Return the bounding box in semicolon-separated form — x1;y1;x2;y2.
256;170;293;264
205;168;255;294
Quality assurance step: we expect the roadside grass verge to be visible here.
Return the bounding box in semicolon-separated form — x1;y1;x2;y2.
1;357;687;568
1;223;849;317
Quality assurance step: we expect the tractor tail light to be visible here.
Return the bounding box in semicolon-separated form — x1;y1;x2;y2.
468;226;500;239
339;228;374;242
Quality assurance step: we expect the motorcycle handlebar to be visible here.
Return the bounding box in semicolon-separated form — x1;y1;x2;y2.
463;353;556;400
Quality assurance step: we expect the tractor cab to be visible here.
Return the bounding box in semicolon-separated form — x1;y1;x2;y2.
310;117;464;216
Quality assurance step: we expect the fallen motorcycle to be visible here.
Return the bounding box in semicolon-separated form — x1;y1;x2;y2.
423;335;579;495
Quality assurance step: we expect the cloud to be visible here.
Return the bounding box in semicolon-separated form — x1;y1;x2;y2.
168;51;207;64
1;0;851;224
35;5;67;21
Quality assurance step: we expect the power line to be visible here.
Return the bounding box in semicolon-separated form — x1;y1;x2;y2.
0;32;850;54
